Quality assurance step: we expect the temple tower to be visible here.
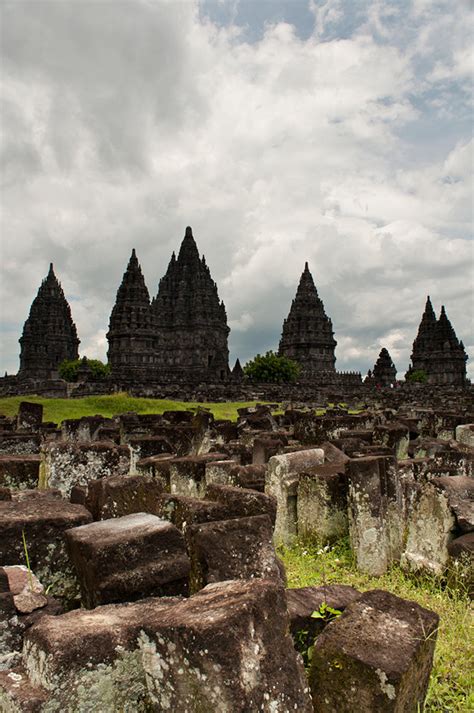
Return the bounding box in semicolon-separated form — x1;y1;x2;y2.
279;262;336;376
106;249;155;380
151;227;230;380
370;347;397;386
18;264;80;379
409;297;468;385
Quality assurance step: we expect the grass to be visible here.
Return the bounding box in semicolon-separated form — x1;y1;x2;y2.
280;538;473;712
0;394;276;425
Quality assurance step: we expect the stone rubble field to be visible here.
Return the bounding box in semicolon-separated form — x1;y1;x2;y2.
0;396;472;712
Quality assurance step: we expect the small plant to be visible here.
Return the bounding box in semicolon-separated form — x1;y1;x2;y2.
311;601;342;622
406;369;428;383
21;529;34;592
58;357;110;382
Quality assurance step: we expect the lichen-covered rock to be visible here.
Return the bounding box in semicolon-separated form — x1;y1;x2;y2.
187;514;282;593
205;483;277;525
169;453;229;498
82;473;164;520
0;667;48;712
401;482;456;575
65;513;190;607
431;476;474;534
266;449;325;546
309;589;439;712
297;465;348;543
0;456;40;490
0;499;92;603
40;441;130;497
23;596;180;711
140;579;313;712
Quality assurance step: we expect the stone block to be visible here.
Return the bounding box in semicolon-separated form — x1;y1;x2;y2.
0;455;40;490
61;416;110;443
252;436;285;465
140;579;313;712
401;482;456;575
0;500;92;602
297;465;349;543
0;433;41;456
136;453;174;489
266;449;325;546
40;441;130;496
65;513;190;607
309;589;439;712
347;456;402;576
448;531;474;558
84;473;164;520
204;458;239;486
374;422;409;460
205;483;277;525
129;435;173;472
232;463;267;491
169;453;229;498
23;596;180;710
16;402;43;432
455;423;474;447
0;667;48;713
158;493;231;533
187;514;282;592
431;476;474;533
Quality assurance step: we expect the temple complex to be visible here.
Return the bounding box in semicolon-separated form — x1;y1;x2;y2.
107;227;230;383
18;264;79;380
368;348;397;386
408;297;468;385
279;263;337;376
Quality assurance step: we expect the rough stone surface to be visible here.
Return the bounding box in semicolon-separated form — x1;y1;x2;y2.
309;589;439;712
431;475;474;533
140;579;313;712
187;514;282;592
65;513;190;607
83;473;164;520
0;456;40;490
266;449;325;546
205;482;277;525
297;465;348;543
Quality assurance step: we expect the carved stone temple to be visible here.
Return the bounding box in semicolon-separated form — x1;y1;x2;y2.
408;296;468;385
368;348;397;386
18;264;80;380
279;262;337;376
107;227;230;383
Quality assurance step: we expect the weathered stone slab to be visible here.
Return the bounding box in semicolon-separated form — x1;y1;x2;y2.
431;475;474;533
0;500;92;601
129;435;173;473
0;455;40;490
286;584;360;637
169;453;229;498
204;458;239;486
0;434;41;456
374;422;409;460
83;473;164;520
401;481;457;575
136;453;175;489
309;589;439;712
266;449;325;546
65;513;190;607
40;441;130;496
158;494;231;533
23;596;180;710
187;514;282;592
205;483;277;525
16;403;43;433
455;423;474;447
140;579;313;712
347;456;402;576
297;464;348;543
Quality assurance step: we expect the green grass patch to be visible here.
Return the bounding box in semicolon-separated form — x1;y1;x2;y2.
280;539;473;712
0;394;275;425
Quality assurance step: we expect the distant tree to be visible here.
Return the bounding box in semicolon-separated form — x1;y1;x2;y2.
59;358;110;382
243;351;300;383
405;369;428;383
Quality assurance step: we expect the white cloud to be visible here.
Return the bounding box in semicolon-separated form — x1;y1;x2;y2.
0;0;472;381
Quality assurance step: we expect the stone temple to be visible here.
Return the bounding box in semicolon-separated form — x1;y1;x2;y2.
279;262;337;376
107;227;230;383
408;296;468;386
18;264;79;380
367;348;397;386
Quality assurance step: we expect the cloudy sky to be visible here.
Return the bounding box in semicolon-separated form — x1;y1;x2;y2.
1;0;472;379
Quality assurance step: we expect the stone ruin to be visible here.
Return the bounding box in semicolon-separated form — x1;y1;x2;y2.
2;229;468;397
1;395;472;711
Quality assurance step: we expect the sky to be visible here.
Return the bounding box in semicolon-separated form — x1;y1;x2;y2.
1;0;473;379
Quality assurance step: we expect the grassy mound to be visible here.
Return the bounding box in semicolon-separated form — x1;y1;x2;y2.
0;394;271;425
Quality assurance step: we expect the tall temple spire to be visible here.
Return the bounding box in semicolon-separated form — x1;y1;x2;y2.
408;297;467;385
152;226;229;380
18;264;79;379
279;262;336;375
107;249;155;380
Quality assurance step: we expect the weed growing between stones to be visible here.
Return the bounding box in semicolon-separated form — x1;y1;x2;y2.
280;538;473;713
21;529;33;591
